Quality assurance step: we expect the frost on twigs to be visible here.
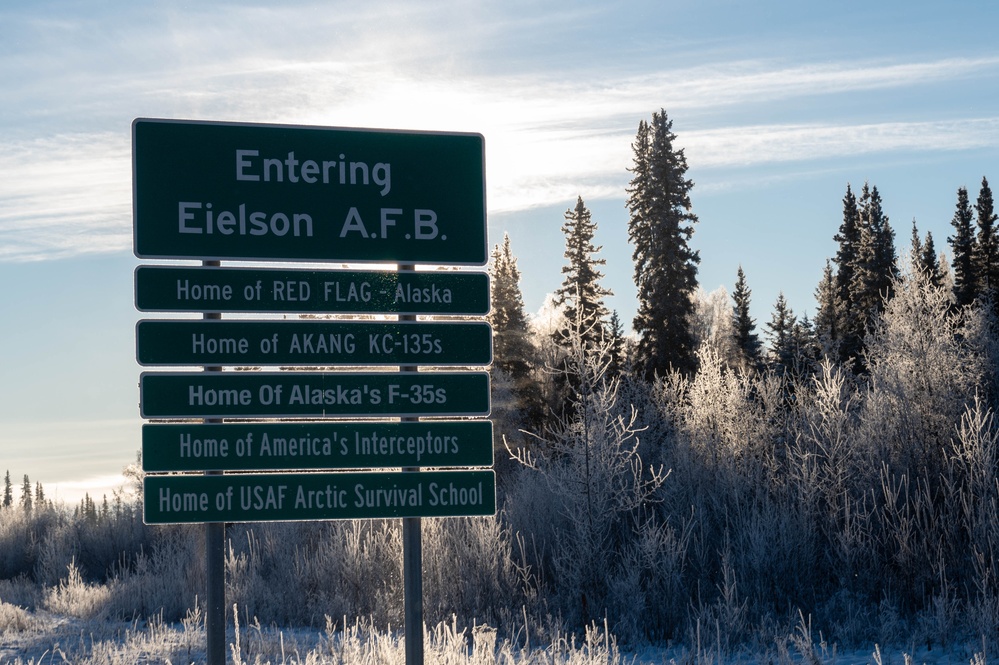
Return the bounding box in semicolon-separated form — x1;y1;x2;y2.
506;318;668;633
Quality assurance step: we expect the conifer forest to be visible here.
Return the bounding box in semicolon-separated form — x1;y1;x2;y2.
5;108;999;662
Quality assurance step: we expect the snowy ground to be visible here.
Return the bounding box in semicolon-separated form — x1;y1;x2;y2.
0;605;990;665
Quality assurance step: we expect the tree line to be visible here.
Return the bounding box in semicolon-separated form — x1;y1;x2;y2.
489;106;997;419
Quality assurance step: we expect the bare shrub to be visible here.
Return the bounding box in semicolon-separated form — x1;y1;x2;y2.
422;515;521;627
43;559;110;619
105;524;202;621
507;326;667;637
0;599;37;632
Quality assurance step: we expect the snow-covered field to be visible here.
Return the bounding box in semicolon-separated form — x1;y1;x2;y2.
0;605;990;665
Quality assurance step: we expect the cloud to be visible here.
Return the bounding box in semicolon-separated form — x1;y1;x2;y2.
0;133;132;261
3;41;999;260
684;117;999;168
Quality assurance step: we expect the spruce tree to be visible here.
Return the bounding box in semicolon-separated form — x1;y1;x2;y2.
488;234;542;430
20;474;31;512
833;184;864;365
791;314;820;379
919;230;942;288
910;219;923;274
911;219;942;287
731;266;762;372
34;481;45;507
949;186;978;307
854;183;898;321
814;260;840;358
2;471;11;509
489;233;534;380
832;182;897;372
606;310;628;377
553;196;611;349
766;292;797;378
834;184;861;312
626;109;699;380
975;176;999;306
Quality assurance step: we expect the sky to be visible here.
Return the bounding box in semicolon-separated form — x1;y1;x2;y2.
2;0;999;505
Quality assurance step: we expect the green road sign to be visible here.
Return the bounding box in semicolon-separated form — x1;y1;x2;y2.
142;420;493;472
134;265;490;315
133;119;486;265
136;320;492;367
143;470;496;524
140;371;490;419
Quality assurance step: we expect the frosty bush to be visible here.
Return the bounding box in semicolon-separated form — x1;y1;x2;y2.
506;328;668;639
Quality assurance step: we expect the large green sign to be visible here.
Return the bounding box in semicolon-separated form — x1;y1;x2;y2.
133;119;486;264
136;320;492;367
140;371;490;419
144;470;496;524
134;265;490;315
142;420;493;472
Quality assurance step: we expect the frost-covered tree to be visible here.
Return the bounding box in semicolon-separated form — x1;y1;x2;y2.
627;109;700;380
507;326;667;631
692;286;739;369
863;267;979;474
553;196;611;350
606;310;628;377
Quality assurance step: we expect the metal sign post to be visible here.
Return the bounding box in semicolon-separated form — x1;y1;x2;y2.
203;261;225;665
400;264;423;665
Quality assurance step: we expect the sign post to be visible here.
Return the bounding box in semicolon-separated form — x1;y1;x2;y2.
133;118;490;665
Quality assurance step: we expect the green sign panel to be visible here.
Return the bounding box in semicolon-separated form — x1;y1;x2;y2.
133;119;486;265
140;371;490;419
134;265;490;315
136;320;492;367
144;470;496;524
142;420;493;472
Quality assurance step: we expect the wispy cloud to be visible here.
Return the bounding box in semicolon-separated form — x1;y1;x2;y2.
0;133;131;261
684;117;999;168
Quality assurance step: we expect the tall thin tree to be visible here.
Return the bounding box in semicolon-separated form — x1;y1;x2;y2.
2;471;11;509
833;184;864;365
814;260;840;358
20;474;31;512
488;234;542;431
731;266;762;372
949;185;978;307
975;176;999;308
553;196;611;349
626;109;700;380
